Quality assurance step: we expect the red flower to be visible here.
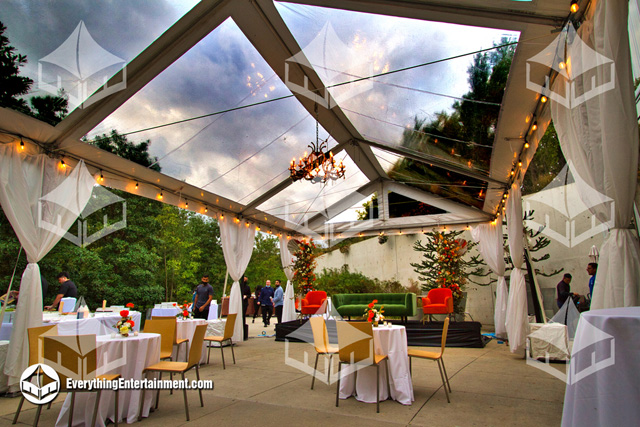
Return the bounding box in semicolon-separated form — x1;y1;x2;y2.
367;311;374;322
126;303;134;308
368;302;375;308
127;320;135;327
173;303;177;307
120;310;129;318
183;310;189;317
372;299;378;304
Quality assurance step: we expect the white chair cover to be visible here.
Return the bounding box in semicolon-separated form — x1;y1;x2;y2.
279;235;296;322
219;218;256;343
551;0;640;309
0;147;94;388
471;215;508;339
505;185;529;353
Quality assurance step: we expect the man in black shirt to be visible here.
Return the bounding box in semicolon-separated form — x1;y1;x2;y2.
44;271;77;310
194;274;214;319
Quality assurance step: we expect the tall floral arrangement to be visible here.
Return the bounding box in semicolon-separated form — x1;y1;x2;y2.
292;238;318;294
412;230;487;314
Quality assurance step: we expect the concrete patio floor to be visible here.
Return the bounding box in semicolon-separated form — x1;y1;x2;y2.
0;320;566;426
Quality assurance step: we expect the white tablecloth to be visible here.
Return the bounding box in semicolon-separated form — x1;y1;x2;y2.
173;319;208;364
562;307;640;426
0;340;9;394
55;333;161;426
339;325;414;405
151;307;180;317
48;312;142;335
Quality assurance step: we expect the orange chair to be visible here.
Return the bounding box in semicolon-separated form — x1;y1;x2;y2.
301;291;327;317
422;288;453;323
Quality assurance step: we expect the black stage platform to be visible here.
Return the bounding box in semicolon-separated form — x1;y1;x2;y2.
275;319;488;348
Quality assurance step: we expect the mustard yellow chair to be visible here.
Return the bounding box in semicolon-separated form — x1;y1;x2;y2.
12;324;58;425
309;316;338;390
335;321;390;413
138;323;208;421
408;317;452;402
151;315;189;361
43;334;121;426
204;313;237;369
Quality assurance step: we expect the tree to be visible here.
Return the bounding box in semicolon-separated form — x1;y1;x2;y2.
30;93;69;126
411;230;489;314
90;130;161;171
0;22;33;114
522;122;566;194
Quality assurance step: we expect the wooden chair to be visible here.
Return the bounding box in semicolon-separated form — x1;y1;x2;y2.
144;318;177;361
152;315;189;361
204;313;236;369
13;325;58;425
408;317;452;402
42;334;121;426
335;321;390;413
138;323;208;421
309;316;338;389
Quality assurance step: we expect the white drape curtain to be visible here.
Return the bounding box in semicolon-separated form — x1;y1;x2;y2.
0;146;94;387
279;235;296;323
219;219;256;343
551;0;640;309
505;185;529;353
471;215;508;339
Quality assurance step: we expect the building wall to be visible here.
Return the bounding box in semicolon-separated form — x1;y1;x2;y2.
315;186;608;327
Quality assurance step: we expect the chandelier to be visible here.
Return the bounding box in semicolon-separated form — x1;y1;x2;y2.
289;105;346;183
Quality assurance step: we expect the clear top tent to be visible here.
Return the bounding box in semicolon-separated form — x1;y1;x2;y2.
0;0;616;238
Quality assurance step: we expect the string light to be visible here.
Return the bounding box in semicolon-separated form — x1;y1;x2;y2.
531;121;538;132
570;0;579;13
524;141;530;149
158;191;163;200
518;161;523;167
541;95;548;103
204;206;208;213
510;169;515;176
135;182;139;189
559;61;566;69
245;221;250;228
185;200;189;208
234;217;240;224
99;171;104;182
19;138;24;150
256;226;260;231
220;213;224;220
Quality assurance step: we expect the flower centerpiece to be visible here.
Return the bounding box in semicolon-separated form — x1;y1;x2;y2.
292;238;318;294
114;303;135;337
175;302;193;320
364;299;384;327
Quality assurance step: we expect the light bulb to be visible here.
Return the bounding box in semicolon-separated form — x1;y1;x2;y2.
60;160;66;169
531;121;538;132
135;182;139;189
205;206;208;213
524;142;530;149
559;61;566;69
570;0;579;13
20;138;24;150
159;192;163;200
541;95;548;103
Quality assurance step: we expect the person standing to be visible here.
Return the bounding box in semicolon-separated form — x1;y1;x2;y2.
587;263;598;296
44;272;77;310
556;273;579;308
259;280;274;327
273;280;284;324
194;274;214;320
252;285;262;323
241;276;251;339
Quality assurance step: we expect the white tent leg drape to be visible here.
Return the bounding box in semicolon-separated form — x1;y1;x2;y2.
219;218;256;343
551;0;640;309
505;185;529;353
0;145;94;388
279;235;296;323
471;214;507;339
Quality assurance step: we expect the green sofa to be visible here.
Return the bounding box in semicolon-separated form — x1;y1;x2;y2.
332;293;416;322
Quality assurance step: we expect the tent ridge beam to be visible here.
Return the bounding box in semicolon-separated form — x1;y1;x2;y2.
355;137;507;186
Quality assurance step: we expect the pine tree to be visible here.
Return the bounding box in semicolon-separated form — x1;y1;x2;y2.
411;230;489;313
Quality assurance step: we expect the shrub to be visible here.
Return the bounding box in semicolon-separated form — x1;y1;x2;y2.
313;265;404;296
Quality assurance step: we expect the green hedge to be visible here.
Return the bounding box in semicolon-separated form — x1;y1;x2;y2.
313;265;404;296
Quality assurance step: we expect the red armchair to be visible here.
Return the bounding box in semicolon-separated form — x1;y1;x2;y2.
301;291;327;317
422;288;453;323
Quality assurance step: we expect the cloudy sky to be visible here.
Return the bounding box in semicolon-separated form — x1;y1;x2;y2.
1;1;518;224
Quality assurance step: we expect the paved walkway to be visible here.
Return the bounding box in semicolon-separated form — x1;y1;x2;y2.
0;320;566;426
